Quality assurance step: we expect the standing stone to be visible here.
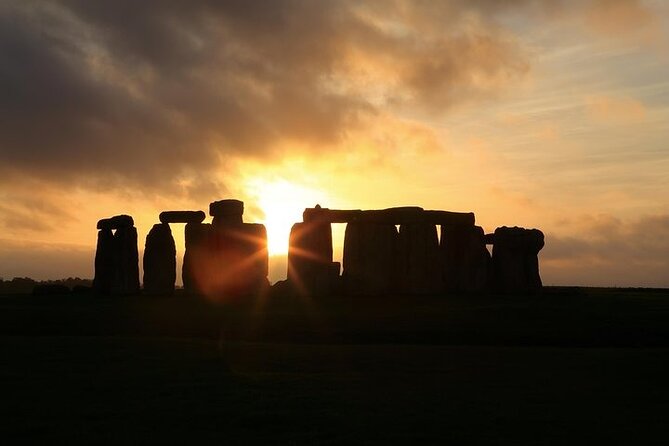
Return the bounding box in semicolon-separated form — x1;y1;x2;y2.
441;225;491;293
143;223;177;295
237;223;269;293
288;221;336;296
342;222;398;295
93;228;114;294
112;226;140;295
208;222;269;297
93;215;140;295
183;222;211;294
491;226;545;294
397;223;441;294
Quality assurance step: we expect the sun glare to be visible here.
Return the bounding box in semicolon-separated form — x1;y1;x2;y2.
250;179;329;256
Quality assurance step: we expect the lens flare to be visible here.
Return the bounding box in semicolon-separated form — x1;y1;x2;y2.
247;179;330;256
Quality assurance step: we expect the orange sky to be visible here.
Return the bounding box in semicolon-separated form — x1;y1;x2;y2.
0;0;668;287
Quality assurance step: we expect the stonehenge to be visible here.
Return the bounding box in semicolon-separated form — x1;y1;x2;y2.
183;222;211;294
97;214;134;230
287;205;544;296
141;200;268;297
93;215;140;295
342;222;398;295
159;211;206;224
288;220;338;295
93;201;544;297
441;225;491;293
210;199;243;226
490;226;545;294
143;223;176;295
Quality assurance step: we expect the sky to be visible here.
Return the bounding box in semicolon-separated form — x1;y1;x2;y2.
0;0;668;287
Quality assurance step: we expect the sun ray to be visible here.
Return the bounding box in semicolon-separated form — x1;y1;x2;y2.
246;178;330;256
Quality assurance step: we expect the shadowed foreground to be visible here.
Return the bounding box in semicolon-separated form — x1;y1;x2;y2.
2;288;669;443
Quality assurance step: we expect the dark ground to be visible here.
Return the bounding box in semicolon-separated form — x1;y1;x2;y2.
2;287;669;444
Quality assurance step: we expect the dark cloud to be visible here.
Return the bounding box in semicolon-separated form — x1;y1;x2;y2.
0;0;532;193
542;214;669;287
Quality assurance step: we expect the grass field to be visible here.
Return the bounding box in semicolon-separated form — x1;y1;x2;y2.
2;288;669;444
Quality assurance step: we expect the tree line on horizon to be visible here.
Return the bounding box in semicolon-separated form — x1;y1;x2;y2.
0;277;93;295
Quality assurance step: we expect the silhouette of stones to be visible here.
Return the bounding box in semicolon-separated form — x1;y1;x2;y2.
288;221;337;295
441;225;490;293
93;228;114;294
235;223;269;293
297;205;489;296
112;226;140;295
491;226;545;293
95;202;546;299
304;206;475;226
143;223;176;295
342;222;398;295
183;222;211;294
97;214;134;230
210;199;243;225
159;211;206;224
94;215;140;295
397;223;442;294
208;222;268;296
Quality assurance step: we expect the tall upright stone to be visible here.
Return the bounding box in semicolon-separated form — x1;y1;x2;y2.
183;222;211;294
143;223;177;295
197;199;270;297
93;228;114;294
94;215;139;295
397;223;441;294
342;222;398;295
491;226;544;294
112;226;140;295
441;225;490;293
288;221;337;295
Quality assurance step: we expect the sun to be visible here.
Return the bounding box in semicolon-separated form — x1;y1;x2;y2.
250;179;329;256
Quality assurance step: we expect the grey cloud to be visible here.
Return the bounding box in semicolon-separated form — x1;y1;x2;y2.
541;214;669;287
0;0;534;194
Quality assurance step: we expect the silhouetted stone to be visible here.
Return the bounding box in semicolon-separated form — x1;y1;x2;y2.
112;226;140;295
397;223;441;294
143;223;177;295
207;223;269;297
183;222;211;294
93;228;114;294
159;210;206;224
491;226;545;294
97;214;134;230
210;199;243;225
303;206;475;226
288;221;336;295
441;225;490;293
342;222;398;295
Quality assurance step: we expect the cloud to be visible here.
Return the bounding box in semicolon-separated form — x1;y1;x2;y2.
585;94;647;124
584;0;661;41
0;0;531;195
541;214;669;287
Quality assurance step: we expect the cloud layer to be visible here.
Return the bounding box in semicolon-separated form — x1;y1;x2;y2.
0;0;532;193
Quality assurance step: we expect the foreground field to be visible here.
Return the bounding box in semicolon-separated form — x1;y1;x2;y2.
2;288;669;443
